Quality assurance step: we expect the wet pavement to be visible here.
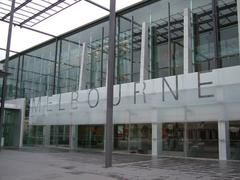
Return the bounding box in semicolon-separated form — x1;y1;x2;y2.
0;148;240;180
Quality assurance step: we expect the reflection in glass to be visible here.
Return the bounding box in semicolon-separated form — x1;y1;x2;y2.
78;125;104;149
23;125;44;146
192;0;239;71
116;17;141;84
57;40;81;93
50;125;69;146
187;122;218;158
162;123;184;152
129;124;152;154
230;121;240;160
3;110;21;146
114;124;129;150
6;57;19;99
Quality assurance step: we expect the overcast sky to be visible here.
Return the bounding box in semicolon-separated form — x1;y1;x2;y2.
0;0;142;60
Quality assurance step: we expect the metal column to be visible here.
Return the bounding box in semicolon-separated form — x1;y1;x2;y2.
212;0;221;68
0;0;15;150
237;0;240;55
100;27;105;87
105;0;116;168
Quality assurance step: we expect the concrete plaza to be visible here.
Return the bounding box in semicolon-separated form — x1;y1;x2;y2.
0;148;240;180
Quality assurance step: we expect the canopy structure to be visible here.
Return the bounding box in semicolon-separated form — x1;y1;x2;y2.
0;0;82;27
0;0;116;168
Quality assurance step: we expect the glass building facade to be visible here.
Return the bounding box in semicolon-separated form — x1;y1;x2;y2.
4;0;239;98
2;0;240;160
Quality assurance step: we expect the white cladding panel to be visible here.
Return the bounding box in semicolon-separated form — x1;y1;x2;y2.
29;66;240;125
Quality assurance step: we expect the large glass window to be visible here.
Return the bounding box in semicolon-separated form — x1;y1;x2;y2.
151;1;185;78
162;123;184;152
5;0;193;99
6;56;19;99
56;39;81;93
50;125;70;147
114;124;151;154
187;122;218;159
116;16;141;84
3;109;21;147
19;42;56;98
229;121;240;160
64;22;109;89
129;124;152;154
192;0;239;71
114;124;129;151
78;125;104;149
161;122;218;158
120;0;189;79
23;125;44;146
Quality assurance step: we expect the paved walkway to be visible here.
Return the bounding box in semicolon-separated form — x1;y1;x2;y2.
0;148;240;180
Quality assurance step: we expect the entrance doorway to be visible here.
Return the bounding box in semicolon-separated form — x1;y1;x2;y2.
3;109;21;147
50;125;70;147
187;122;218;158
78;125;104;149
114;124;152;154
229;121;240;160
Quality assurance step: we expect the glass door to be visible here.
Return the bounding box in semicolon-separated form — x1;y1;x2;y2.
3;109;20;147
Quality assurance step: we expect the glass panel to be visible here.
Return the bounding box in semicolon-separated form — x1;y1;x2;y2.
114;124;129;151
192;0;214;71
229;121;240;160
3;109;20;147
218;0;239;67
151;2;184;78
116;0;188;83
187;122;218;159
6;56;20;99
65;22;109;89
26;126;44;146
129;124;152;154
162;123;184;152
19;42;56;98
192;0;239;71
78;125;104;149
50;125;69;146
116;16;141;84
56;39;81;93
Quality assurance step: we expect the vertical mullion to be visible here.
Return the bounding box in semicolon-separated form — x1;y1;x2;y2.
52;38;58;95
66;42;71;92
15;54;21;98
117;17;121;84
193;13;200;72
20;55;24;97
90;39;93;88
57;40;62;94
172;42;176;75
131;16;134;82
101;27;104;87
168;2;172;76
151;26;157;78
212;0;221;68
